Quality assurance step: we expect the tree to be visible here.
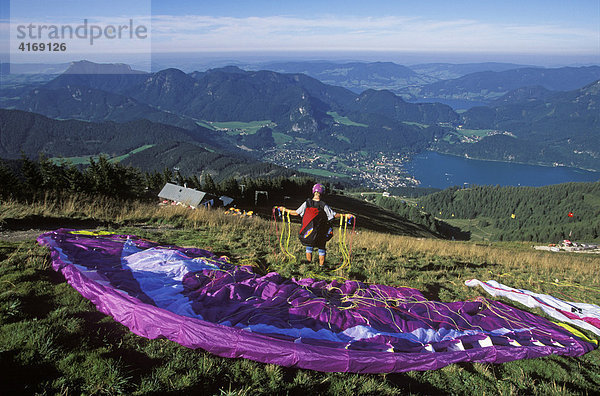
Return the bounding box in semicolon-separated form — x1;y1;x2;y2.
0;162;20;197
202;173;217;193
220;177;240;197
21;154;43;194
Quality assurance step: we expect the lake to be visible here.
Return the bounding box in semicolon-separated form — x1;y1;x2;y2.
404;151;599;189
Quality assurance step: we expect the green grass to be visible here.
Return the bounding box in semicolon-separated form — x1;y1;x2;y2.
1;199;599;395
297;167;348;178
196;120;217;130
210;120;276;135
335;134;351;143
402;121;430;128
440;217;498;241
455;129;495;138
327;111;368;128
442;134;456;143
272;132;294;145
51;145;155;165
110;145;155;162
441;129;496;144
335;161;360;173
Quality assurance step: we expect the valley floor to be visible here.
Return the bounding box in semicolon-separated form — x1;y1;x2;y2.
263;145;419;189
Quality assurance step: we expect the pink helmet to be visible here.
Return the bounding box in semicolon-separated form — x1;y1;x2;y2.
312;183;325;194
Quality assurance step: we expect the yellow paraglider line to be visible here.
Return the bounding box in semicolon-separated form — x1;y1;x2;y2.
277;211;296;261
333;215;355;272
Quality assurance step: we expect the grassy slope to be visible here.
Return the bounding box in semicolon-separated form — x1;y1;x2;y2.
442;218;498;241
50;144;156;165
1;197;599;395
327;111;369;128
210;120;276;135
297;168;349;179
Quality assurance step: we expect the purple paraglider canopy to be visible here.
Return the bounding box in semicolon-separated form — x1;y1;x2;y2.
37;229;596;373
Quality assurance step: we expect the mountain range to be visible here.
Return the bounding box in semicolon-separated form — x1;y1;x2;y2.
400;66;600;104
0;108;306;182
407;62;534;80
1;61;458;155
250;61;435;93
1;60;599;177
245;61;600;109
0;108;208;159
434;80;600;170
248;61;538;94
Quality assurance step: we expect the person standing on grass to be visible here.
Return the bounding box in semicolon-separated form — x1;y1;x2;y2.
278;183;354;267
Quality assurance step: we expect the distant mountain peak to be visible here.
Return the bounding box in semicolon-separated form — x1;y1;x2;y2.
358;89;400;100
209;65;247;74
493;85;553;105
64;60;147;75
581;79;600;95
151;68;190;78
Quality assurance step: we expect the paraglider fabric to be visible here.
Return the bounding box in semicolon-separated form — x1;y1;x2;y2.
466;279;600;336
37;229;596;373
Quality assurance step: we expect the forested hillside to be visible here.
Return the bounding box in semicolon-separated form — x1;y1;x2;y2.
405;66;600;103
0;155;318;203
3;61;600;181
0;109;305;181
1;62;458;156
253;61;434;93
418;182;600;242
121;142;312;182
434;80;600;171
0;109;213;159
366;194;469;240
0;156;448;238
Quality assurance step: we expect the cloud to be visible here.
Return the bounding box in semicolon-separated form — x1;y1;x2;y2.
149;14;598;54
3;13;595;56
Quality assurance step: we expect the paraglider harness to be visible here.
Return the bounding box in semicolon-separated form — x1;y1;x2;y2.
298;199;333;247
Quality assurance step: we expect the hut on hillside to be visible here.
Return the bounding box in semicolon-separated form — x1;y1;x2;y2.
158;183;234;209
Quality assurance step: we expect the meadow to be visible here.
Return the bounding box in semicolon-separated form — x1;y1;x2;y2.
326;111;369;128
1;196;599;395
49;145;156;166
210;120;276;135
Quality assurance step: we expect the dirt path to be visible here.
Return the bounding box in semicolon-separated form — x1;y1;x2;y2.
0;228;53;242
0;216;116;242
0;222;178;243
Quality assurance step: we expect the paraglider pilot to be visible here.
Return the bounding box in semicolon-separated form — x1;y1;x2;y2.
278;183;355;267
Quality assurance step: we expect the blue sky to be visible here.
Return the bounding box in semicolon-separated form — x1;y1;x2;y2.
151;0;597;27
2;0;599;65
155;1;599;61
149;1;599;62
